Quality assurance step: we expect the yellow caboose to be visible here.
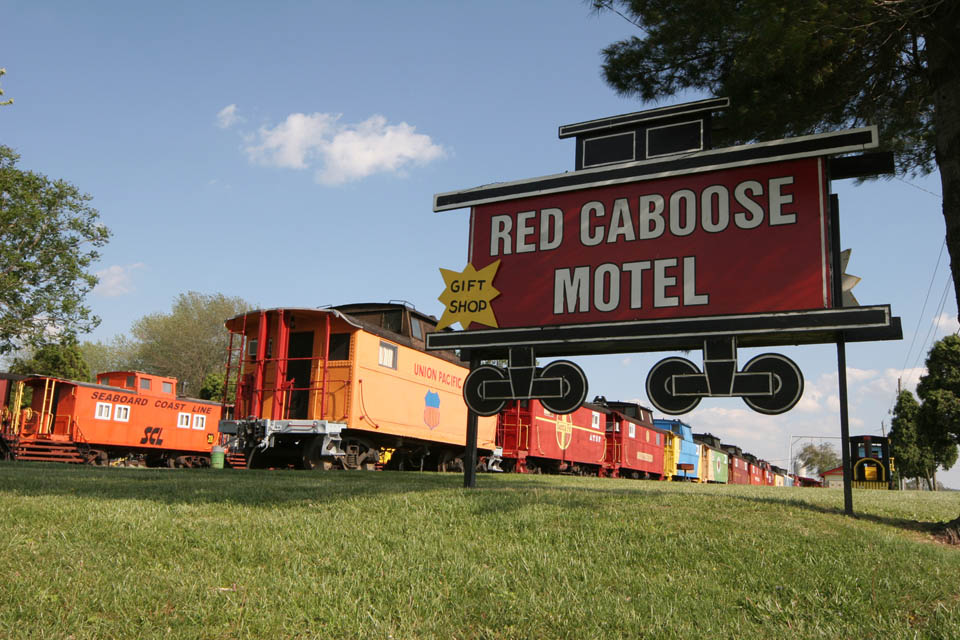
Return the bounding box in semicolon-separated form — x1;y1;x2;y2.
219;302;496;470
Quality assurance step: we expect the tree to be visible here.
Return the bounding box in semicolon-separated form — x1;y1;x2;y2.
0;146;110;354
796;442;841;475
889;389;939;489
593;0;960;309
911;334;960;490
127;292;250;397
199;370;235;404
78;335;142;379
9;341;91;381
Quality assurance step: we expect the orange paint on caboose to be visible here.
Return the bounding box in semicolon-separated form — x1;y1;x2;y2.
224;306;496;454
5;370;221;458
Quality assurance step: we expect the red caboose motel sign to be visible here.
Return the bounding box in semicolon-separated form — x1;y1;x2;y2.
466;156;830;328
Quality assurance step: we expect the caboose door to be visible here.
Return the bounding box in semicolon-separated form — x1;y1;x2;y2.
286;331;314;420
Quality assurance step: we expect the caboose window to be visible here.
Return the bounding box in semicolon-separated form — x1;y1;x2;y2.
328;333;351;361
410;318;423;340
162;381;173;394
247;339;258;360
193;414;206;430
629;423;636;439
378;342;398;369
114;405;130;422
382;310;403;333
125;375;135;388
140;378;151;390
95;402;112;420
177;412;191;429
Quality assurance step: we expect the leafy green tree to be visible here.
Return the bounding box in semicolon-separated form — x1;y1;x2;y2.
889;389;939;489
0;146;110;354
796;442;841;475
593;0;960;307
198;370;234;404
9;341;91;381
79;335;142;379
128;292;250;397
910;334;960;491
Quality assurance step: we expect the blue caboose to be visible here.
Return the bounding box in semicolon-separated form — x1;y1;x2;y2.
654;418;699;480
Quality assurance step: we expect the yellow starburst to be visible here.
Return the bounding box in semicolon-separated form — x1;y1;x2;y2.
436;261;501;330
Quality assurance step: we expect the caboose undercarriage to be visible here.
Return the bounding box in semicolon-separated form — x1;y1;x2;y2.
219;416;498;472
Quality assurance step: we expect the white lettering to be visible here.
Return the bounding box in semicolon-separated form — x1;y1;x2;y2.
554;267;590;313
654;258;679;308
669;189;696;236
606;198;636;243
701;185;729;233
515;211;536;253
638;194;665;239
490;215;512;256
622;261;651;309
683;257;709;305
594;263;620;312
769;176;796;225
580;201;605;246
540;208;563;251
734;180;764;229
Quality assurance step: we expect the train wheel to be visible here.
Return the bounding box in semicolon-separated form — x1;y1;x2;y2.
86;449;108;466
247;448;266;469
301;438;332;471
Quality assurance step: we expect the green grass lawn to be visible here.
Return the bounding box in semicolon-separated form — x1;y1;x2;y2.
0;463;958;639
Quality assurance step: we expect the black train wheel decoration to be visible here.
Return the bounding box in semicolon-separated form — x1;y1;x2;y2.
645;338;804;416
739;353;804;415
462;349;589;417
644;357;702;415
537;360;588;415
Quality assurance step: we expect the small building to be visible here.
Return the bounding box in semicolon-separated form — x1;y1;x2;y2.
820;466;845;488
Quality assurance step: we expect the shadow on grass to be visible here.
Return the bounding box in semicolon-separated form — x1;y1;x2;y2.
0;461;464;507
721;491;960;545
3;461;958;544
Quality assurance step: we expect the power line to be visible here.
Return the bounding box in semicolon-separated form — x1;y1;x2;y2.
900;238;946;375
903;274;952;390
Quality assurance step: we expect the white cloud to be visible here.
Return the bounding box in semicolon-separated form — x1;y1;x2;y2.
243;112;446;185
934;312;959;333
93;263;145;297
216;104;242;129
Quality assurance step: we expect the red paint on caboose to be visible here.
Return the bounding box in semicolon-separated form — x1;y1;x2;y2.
1;370;221;466
498;400;607;475
723;445;751;485
601;403;666;480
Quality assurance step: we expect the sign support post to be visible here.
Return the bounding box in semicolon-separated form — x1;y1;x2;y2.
464;353;480;488
829;193;855;515
837;337;854;515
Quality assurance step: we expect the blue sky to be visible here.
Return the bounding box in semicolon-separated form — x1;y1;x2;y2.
4;2;957;488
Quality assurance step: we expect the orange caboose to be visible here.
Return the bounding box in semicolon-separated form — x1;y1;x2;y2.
218;303;497;470
1;370;221;466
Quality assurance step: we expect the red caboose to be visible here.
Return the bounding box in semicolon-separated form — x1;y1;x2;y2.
598;400;665;480
497;400;607;475
722;444;751;485
744;454;764;485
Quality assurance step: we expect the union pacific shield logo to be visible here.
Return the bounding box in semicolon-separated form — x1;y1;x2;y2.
423;391;441;429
